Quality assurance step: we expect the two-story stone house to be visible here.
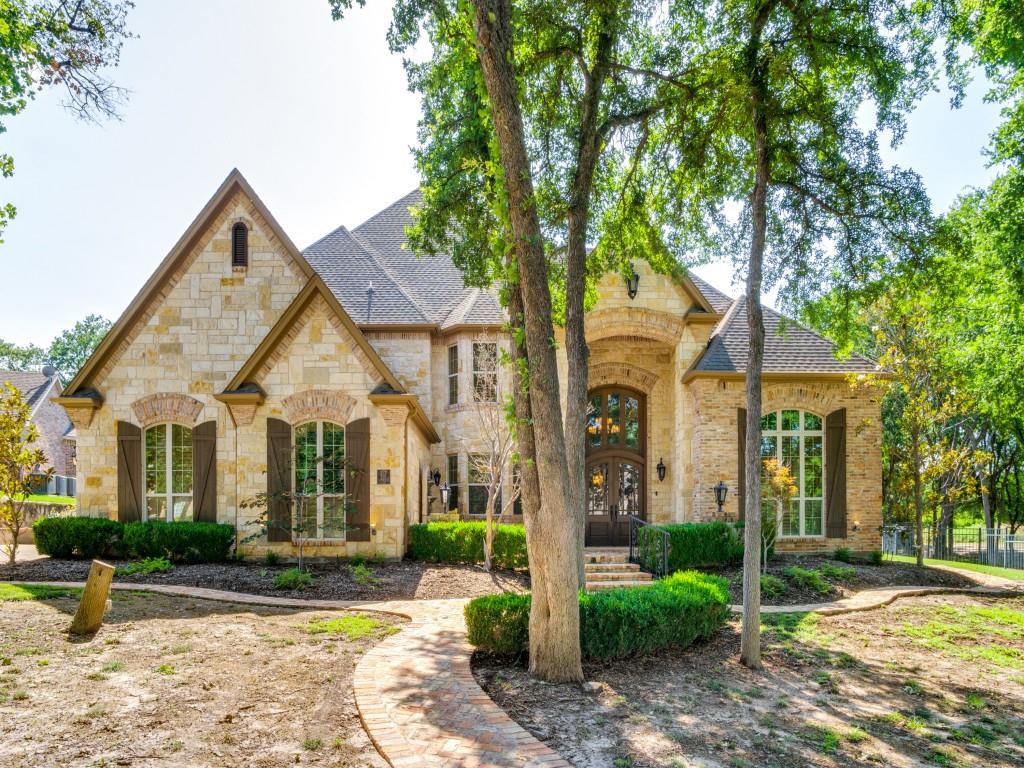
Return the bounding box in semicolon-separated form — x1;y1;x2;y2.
56;170;883;559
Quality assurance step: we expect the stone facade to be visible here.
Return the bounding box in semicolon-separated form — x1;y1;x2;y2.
64;174;884;559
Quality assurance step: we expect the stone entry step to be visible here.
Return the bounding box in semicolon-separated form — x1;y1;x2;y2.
586;579;656;591
583;547;653;591
584;548;630;564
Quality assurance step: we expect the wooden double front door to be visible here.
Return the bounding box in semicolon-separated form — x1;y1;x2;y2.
585;387;646;547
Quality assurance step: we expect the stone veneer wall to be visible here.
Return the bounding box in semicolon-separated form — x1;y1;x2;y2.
686;377;883;553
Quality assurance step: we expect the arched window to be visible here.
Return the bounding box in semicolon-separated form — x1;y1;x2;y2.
144;423;193;521
294;421;346;539
231;222;248;268
760;410;824;537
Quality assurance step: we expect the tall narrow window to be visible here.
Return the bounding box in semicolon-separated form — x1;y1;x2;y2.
144;424;193;522
231;222;248;268
447;344;459;405
468;453;493;516
446;453;460;512
472;342;498;402
294;421;346;539
760;410;824;537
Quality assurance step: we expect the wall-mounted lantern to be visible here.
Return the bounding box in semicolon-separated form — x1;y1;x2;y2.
713;480;728;516
656;458;666;482
440;481;451;509
626;265;640;300
431;468;441;487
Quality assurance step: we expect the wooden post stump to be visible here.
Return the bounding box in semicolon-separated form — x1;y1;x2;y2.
69;560;115;636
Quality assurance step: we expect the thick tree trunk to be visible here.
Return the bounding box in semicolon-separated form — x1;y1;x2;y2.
740;8;771;671
472;0;581;682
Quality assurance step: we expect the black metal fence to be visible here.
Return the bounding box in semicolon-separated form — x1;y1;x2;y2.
882;524;1024;570
628;515;670;578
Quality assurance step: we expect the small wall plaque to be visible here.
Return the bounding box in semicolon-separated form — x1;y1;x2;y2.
376;469;391;485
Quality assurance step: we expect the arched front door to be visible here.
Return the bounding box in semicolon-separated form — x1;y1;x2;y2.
585;386;646;546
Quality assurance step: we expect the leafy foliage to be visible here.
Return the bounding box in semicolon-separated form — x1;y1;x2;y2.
783;566;831;595
0;381;49;562
637;522;743;573
0;313;111;378
273;567;313;590
760;574;787;599
32;515;121;559
408;521;528;569
121;521;234;563
115;556;172;576
465;571;730;660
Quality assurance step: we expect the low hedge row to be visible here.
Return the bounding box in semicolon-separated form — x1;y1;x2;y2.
636;521;744;572
33;517;235;563
465;570;730;660
408;522;528;570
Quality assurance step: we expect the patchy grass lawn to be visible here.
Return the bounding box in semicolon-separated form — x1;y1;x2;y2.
0;588;400;767
890;554;1024;582
474;594;1024;767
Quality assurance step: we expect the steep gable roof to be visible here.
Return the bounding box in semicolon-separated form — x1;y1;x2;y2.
63;169;316;397
684;298;880;380
0;370;58;412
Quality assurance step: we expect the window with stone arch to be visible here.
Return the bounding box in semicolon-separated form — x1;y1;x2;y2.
144;423;193;522
294;420;346;540
760;409;824;537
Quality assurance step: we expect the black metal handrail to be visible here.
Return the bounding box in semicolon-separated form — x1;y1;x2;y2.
628;515;671;578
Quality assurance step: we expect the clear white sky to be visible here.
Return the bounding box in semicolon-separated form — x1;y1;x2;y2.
0;0;1004;346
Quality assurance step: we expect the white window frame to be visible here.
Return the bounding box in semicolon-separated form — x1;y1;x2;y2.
294;421;346;541
761;409;825;538
447;344;459;406
144;423;192;523
472;342;498;403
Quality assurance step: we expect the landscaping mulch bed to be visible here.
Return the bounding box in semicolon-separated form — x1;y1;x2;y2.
0;590;402;767
708;555;979;605
474;593;1024;768
0;558;530;601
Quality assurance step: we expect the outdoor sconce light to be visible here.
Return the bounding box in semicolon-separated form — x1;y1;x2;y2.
370;525;377;537
713;480;728;516
440;481;451;510
852;520;861;532
431;467;441;487
626;265;640;300
657;458;666;482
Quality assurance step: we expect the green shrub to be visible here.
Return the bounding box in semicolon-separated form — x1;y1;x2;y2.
869;550;884;565
819;562;856;580
350;563;377;586
637;522;744;573
783;566;831;595
465;571;730;661
122;521;234;563
833;547;852;563
263;550;280;567
32;517;123;559
408;522;528;569
116;557;173;576
273;567;313;590
760;574;787;599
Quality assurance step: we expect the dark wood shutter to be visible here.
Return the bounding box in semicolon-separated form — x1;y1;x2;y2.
231;222;248;268
737;408;746;522
192;420;217;522
266;418;292;542
346;417;371;541
116;421;143;522
825;408;848;538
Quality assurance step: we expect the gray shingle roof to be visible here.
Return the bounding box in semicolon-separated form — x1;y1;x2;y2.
688;273;734;314
691;299;879;375
0;370;56;410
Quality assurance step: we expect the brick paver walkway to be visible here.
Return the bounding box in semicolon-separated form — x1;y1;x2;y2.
5;562;1020;768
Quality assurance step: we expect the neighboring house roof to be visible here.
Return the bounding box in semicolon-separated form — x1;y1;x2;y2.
1;370;56;411
1;369;73;474
685;298;879;379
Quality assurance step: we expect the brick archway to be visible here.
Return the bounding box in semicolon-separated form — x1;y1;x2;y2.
586;308;685;345
282;389;356;425
131;393;204;427
588;362;659;394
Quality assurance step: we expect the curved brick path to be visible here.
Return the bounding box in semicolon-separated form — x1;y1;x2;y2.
5;566;1019;768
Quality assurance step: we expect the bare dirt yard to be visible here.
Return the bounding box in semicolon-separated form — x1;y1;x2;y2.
475;593;1024;768
0;585;403;767
0;558;529;601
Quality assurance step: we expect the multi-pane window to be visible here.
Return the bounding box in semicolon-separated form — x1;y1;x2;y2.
145;424;193;522
294;421;346;540
472;342;498;402
447;344;459;406
468;452;499;516
760;410;824;537
446;453;460;512
586;389;643;453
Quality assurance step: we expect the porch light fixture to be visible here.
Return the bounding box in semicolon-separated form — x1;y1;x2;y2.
713;480;728;516
626;265;640;300
656;458;666;482
431;467;441;487
440;481;451;510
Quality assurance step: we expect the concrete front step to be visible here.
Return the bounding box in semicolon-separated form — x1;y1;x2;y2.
584;561;641;572
586;571;653;582
583;549;630;564
586;580;656;591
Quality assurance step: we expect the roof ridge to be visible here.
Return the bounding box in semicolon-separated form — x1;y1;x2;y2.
302;223;352;253
353;188;421;234
349;230;431;323
760;302;878;367
709;297;742;341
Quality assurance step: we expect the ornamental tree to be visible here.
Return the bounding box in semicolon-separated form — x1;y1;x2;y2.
0;381;49;564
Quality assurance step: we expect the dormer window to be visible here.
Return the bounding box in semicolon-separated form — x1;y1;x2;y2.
231;222;248;269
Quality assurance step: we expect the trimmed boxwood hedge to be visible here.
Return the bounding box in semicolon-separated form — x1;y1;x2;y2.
465;570;730;660
33;516;123;559
408;522;528;569
122;521;235;563
637;521;744;572
32;517;235;563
